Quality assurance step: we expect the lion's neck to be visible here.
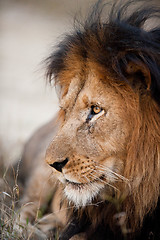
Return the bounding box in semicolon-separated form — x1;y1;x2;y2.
123;98;160;231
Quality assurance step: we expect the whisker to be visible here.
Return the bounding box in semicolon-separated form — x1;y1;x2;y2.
93;167;119;181
76;171;91;184
92;161;129;183
86;200;105;207
90;167;118;182
81;160;127;183
88;172;119;192
95;165;126;181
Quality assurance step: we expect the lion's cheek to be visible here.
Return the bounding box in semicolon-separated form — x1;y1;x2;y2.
94;119;129;155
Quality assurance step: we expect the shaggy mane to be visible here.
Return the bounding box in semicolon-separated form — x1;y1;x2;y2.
46;0;160;105
45;0;160;239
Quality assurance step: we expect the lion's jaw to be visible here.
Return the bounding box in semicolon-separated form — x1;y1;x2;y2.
46;72;133;208
62;155;120;207
64;179;104;207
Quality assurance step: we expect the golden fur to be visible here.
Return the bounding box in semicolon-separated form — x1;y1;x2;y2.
17;1;160;239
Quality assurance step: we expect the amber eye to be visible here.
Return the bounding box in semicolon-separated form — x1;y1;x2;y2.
91;105;102;114
86;105;103;122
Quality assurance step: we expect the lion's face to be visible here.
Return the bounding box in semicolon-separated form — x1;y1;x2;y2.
46;68;136;207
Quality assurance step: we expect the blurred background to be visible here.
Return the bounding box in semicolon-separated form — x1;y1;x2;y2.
0;0;96;166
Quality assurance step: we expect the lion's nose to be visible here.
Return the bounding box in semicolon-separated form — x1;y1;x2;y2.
49;158;69;172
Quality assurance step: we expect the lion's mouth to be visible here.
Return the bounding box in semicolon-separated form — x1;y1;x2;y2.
65;175;105;189
66;179;86;190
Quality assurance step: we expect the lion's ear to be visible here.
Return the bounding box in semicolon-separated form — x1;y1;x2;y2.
125;61;151;90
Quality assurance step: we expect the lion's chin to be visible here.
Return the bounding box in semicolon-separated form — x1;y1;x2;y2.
64;180;105;207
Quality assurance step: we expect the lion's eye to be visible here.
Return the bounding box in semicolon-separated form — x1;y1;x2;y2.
91;106;102;114
91;105;103;115
86;105;103;122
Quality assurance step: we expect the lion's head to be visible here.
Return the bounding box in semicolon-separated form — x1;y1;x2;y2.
45;0;160;235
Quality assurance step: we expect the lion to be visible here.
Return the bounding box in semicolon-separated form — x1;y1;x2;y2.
17;1;160;239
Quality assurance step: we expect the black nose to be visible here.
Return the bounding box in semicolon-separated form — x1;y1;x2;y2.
49;158;69;172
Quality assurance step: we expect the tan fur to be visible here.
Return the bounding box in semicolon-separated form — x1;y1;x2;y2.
18;26;160;240
18;58;160;238
46;60;160;232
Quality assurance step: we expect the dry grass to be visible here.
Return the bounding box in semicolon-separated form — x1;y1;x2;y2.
0;156;59;240
0;157;24;239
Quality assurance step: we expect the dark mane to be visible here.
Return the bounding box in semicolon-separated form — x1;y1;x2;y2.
46;0;160;104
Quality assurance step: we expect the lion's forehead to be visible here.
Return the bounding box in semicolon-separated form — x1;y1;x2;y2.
59;71;119;112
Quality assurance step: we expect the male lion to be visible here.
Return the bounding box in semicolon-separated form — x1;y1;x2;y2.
17;1;160;239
